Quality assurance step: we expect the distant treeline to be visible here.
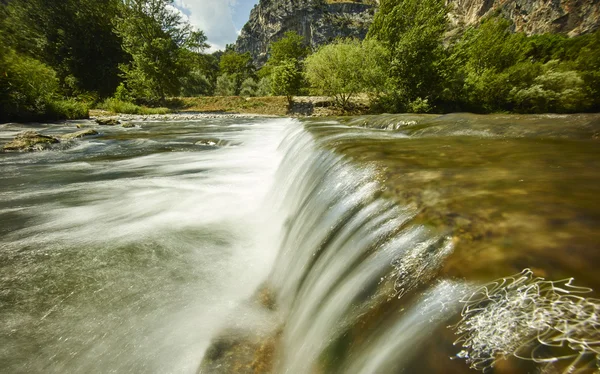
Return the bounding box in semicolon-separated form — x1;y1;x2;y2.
303;0;600;114
1;0;599;122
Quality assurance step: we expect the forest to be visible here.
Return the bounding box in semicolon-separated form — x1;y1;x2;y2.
1;0;599;122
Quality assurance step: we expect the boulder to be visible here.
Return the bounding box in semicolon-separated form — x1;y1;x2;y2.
96;118;120;126
3;131;59;152
122;122;136;128
60;129;98;141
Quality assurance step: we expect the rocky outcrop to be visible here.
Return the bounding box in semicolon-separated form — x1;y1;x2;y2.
96;118;120;126
449;0;600;37
235;0;377;66
3;131;59;152
59;129;98;141
236;0;599;66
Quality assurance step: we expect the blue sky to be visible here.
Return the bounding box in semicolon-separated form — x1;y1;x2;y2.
173;0;259;52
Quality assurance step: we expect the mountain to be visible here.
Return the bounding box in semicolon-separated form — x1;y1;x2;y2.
235;0;600;66
235;0;377;66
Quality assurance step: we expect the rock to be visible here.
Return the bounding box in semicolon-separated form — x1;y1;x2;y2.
449;0;600;37
2;131;59;152
96;118;120;126
60;129;98;141
236;0;376;67
76;124;84;129
121;122;136;128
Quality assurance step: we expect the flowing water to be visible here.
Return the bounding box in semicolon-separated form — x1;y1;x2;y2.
0;113;599;374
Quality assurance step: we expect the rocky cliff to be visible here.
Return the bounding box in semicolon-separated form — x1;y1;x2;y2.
236;0;600;66
449;0;600;37
235;0;376;66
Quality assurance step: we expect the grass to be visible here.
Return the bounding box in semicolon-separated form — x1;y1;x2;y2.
177;96;289;116
96;98;170;115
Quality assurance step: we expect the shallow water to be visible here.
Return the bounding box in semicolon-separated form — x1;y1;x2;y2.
1;113;599;374
0;118;290;373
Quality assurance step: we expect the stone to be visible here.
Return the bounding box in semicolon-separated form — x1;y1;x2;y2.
121;122;136;128
60;129;99;141
2;131;59;152
96;118;120;126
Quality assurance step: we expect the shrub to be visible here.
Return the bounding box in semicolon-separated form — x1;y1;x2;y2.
240;77;258;97
214;74;238;96
47;99;90;119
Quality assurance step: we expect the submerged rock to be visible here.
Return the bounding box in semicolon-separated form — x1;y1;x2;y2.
60;129;98;140
2;131;59;152
195;138;230;147
96;118;120;126
121;122;136;128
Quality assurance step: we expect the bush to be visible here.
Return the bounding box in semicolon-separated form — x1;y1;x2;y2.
214;74;237;96
240;77;258;97
47;99;90;119
257;77;272;97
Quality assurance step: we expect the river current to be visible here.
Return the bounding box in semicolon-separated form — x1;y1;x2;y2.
0;114;599;373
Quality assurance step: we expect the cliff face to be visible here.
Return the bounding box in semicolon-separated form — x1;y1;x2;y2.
449;0;600;37
235;0;376;66
236;0;600;66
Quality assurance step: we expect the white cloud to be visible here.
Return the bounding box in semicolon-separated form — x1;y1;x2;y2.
173;0;239;52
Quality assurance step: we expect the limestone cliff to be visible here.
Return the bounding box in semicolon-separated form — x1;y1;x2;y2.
449;0;600;37
235;0;600;66
235;0;376;66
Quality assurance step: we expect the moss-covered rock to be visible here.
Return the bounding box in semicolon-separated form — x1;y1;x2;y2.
2;131;59;152
60;129;98;140
96;118;120;126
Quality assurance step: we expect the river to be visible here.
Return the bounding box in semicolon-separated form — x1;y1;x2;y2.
0;114;599;373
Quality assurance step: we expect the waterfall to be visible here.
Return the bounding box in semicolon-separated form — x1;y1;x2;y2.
201;119;600;374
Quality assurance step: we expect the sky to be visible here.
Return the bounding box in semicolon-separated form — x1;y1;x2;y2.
173;0;260;52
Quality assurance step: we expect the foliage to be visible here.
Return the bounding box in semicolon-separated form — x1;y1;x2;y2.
240;78;259;97
368;0;449;111
114;0;208;103
270;59;303;106
257;77;272;97
1;0;127;97
305;38;389;109
215;74;238;96
268;31;309;66
218;51;255;94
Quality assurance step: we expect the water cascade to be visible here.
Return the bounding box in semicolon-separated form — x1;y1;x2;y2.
1;115;598;373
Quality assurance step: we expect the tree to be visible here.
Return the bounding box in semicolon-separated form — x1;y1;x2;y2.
214;74;237;96
368;0;449;111
271;59;303;106
115;0;208;102
305;38;389;109
1;0;127;97
218;51;255;94
268;31;309;66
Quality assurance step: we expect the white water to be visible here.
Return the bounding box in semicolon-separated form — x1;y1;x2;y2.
0;118;293;373
3;116;598;374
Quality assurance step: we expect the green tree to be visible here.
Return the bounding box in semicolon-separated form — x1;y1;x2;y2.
215;74;237;96
368;0;449;111
271;59;303;106
268;31;309;66
218;51;255;94
1;0;126;97
305;38;389;109
115;0;208;102
240;78;258;97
